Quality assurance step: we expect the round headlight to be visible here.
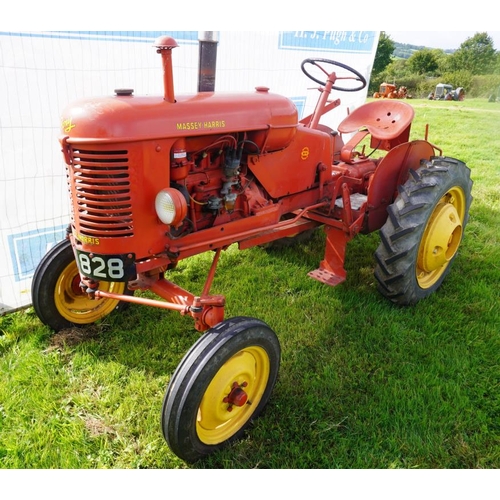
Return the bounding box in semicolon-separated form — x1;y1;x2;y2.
155;188;187;226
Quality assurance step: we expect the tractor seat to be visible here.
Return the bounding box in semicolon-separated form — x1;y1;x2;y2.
338;99;414;141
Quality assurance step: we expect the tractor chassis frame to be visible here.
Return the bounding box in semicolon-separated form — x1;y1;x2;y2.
75;196;357;332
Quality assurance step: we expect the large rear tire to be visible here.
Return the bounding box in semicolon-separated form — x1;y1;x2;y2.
161;316;280;462
374;157;473;305
31;239;132;331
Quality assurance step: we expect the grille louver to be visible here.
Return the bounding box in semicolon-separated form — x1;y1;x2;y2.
69;149;133;237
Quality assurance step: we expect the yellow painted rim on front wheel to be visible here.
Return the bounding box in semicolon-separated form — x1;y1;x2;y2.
417;186;466;289
196;346;270;445
54;260;126;324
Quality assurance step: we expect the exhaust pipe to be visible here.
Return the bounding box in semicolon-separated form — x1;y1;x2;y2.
198;31;219;92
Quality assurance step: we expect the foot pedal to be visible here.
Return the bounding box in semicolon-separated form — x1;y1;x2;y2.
308;268;346;287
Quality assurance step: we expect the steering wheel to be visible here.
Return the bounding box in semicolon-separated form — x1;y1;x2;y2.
301;58;366;92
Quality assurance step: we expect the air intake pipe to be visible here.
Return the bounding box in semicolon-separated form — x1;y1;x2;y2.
154;36;178;103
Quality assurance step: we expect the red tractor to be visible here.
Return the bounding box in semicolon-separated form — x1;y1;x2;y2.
32;36;473;462
373;82;409;99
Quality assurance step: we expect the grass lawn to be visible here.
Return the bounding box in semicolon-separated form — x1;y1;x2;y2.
0;98;499;470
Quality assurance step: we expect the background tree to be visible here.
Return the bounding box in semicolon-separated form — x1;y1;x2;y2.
372;32;395;75
448;32;496;75
407;48;439;75
369;30;499;97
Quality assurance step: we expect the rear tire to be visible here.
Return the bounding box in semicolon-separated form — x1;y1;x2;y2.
161;316;280;462
374;157;473;305
31;239;133;331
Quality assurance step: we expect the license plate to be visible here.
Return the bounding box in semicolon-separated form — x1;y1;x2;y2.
76;250;136;282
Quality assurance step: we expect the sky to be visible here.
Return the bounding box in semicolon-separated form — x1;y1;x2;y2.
2;1;499;52
385;31;500;51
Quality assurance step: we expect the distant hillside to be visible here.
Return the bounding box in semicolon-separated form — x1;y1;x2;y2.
393;41;455;59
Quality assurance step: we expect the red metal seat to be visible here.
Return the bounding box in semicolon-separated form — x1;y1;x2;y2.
337;100;415;162
338;99;414;141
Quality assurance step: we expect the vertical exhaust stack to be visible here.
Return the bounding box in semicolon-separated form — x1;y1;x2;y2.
154;36;178;103
198;31;219;92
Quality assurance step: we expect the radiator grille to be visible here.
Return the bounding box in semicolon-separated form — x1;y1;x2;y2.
69;149;133;237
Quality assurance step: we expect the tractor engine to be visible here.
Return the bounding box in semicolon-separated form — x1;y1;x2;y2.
164;132;272;236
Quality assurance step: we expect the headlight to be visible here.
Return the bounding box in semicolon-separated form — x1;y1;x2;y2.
155;188;188;226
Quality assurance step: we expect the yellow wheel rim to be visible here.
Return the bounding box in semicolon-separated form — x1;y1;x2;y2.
417;186;466;289
54;260;126;324
197;346;270;445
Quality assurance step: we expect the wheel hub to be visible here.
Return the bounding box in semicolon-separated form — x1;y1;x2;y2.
56;260;126;323
71;275;84;295
419;201;462;273
195;345;271;445
223;382;249;411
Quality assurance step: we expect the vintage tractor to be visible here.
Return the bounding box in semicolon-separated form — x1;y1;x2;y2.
373;82;409;99
31;36;473;462
428;83;465;101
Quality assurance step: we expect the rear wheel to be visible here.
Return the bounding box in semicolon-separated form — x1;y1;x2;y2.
374;157;473;305
162;316;280;462
31;239;132;331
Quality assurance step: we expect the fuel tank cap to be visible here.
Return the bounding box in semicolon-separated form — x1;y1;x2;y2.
114;88;134;96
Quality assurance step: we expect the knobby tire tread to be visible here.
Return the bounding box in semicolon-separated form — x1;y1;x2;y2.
374;156;473;305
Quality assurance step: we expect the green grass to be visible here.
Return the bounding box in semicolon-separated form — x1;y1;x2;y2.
1;98;499;469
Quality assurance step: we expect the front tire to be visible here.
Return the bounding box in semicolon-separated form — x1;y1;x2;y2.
31;239;132;331
161;316;281;462
374;157;473;305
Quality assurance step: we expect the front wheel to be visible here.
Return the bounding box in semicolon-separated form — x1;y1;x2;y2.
374;157;473;305
161;317;281;462
31;239;132;331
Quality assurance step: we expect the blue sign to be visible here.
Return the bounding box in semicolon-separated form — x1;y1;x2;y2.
279;31;377;53
7;225;68;282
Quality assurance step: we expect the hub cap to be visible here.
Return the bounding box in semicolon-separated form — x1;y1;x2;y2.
54;260;126;324
417;186;466;288
196;346;270;445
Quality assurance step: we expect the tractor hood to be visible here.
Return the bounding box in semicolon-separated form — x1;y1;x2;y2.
60;88;298;146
